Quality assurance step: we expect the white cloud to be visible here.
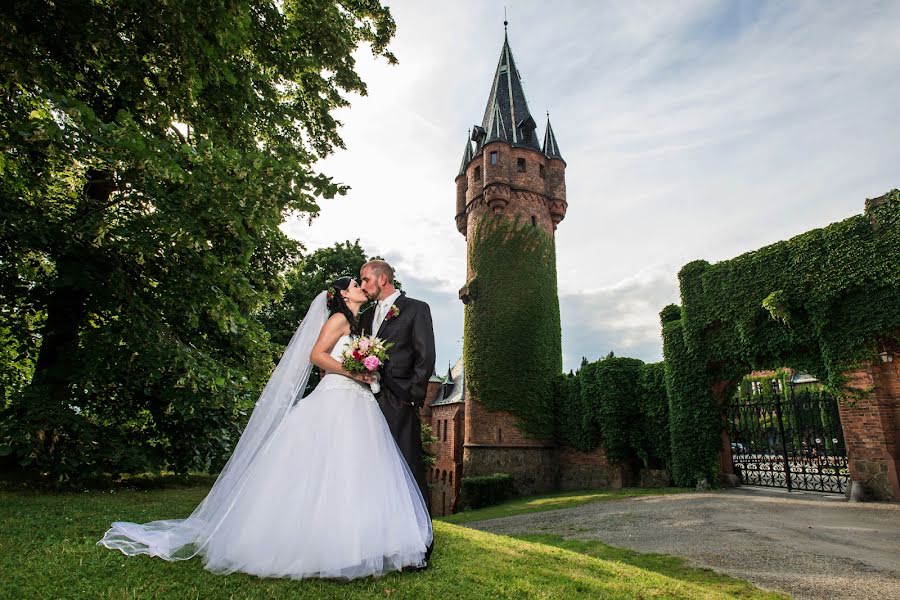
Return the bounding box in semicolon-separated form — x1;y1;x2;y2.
283;1;900;373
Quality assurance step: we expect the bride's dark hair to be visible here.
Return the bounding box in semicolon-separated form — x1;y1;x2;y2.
326;276;361;336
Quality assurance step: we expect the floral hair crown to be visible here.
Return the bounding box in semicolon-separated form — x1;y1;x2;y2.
325;288;335;301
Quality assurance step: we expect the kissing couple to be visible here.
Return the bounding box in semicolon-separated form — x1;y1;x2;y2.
99;260;437;579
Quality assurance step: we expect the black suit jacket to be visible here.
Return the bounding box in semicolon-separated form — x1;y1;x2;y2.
360;292;436;407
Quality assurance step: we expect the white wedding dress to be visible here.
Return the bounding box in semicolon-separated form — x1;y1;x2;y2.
99;317;432;580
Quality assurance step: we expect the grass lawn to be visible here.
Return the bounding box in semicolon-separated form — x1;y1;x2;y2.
0;479;785;599
441;486;688;524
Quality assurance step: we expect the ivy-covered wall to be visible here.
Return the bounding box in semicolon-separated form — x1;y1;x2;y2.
463;217;562;440
662;190;900;487
555;355;670;469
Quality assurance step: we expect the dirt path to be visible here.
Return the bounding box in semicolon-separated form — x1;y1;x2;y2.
466;487;900;600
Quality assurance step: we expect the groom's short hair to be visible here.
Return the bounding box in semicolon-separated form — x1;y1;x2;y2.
363;260;394;283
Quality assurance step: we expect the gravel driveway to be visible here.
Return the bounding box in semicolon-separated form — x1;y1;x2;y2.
467;487;900;600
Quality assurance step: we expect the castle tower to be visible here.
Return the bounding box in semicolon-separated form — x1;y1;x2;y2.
455;31;567;494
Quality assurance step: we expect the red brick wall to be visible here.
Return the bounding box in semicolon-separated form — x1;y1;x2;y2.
420;381;442;422
463;395;550;447
428;403;463;516
838;344;900;500
557;446;626;491
462;140;566;281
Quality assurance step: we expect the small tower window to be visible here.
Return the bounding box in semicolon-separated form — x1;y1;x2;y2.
531;215;537;227
490;151;498;165
517;158;526;172
474;166;481;181
498;428;503;443
539;164;546;179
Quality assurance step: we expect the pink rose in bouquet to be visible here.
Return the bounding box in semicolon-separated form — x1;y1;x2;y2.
363;355;381;371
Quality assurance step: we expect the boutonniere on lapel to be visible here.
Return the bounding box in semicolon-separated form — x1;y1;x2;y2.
383;305;400;322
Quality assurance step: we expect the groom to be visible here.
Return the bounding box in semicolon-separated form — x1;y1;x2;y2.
359;260;436;559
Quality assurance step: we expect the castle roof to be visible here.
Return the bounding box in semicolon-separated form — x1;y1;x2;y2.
457;134;474;177
432;357;464;406
477;33;540;152
542;116;563;160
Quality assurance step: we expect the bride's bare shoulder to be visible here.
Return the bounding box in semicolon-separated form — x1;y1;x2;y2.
322;313;350;334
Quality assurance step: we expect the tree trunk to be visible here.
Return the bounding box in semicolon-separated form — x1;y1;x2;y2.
27;262;89;407
26;168;114;407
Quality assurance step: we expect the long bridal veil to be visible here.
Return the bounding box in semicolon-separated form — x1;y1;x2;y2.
98;291;329;560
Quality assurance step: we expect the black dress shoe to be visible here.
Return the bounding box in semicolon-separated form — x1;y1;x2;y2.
402;561;428;572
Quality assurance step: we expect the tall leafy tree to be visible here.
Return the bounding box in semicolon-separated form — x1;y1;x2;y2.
0;1;396;482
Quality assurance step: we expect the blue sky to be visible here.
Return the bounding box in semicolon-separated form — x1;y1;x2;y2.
282;0;900;373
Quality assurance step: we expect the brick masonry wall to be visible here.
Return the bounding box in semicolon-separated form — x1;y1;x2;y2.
428;403;463;516
557;446;625;491
837;345;900;500
462;445;557;495
463;397;550;446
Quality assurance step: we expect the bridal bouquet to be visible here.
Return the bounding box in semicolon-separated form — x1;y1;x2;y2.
341;335;393;394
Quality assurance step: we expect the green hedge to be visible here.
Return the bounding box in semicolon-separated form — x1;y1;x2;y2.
463;217;562;439
662;190;900;487
554;355;671;469
460;473;515;509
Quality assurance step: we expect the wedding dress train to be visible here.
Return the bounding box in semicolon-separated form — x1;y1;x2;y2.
99;322;432;580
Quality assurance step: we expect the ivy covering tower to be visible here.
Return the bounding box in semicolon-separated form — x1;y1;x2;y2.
455;29;566;493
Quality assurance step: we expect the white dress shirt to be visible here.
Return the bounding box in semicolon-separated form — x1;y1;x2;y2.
374;289;401;334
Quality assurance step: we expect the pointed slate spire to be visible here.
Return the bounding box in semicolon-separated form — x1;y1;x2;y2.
442;362;454;399
458;132;474;176
477;32;540;150
484;101;508;143
542;115;563;160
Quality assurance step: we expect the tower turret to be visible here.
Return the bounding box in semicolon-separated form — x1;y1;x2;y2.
455;30;565;495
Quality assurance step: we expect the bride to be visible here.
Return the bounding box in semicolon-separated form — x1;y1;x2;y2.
98;277;432;579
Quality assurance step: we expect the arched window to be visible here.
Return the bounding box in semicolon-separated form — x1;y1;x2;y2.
474;166;481;181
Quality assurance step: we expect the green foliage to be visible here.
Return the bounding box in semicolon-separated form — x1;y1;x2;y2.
463;217;562;439
635;362;671;469
460;472;515;509
0;1;396;484
421;422;437;469
554;371;595;451
592;357;644;462
260;240;378;348
661;191;900;487
555;356;671;468
661;317;721;487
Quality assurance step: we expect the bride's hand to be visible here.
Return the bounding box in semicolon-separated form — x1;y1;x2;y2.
349;371;374;385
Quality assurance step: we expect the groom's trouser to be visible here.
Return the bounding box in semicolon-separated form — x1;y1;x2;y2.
376;389;430;513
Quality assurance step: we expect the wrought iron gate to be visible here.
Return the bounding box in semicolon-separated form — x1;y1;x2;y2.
727;383;849;493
